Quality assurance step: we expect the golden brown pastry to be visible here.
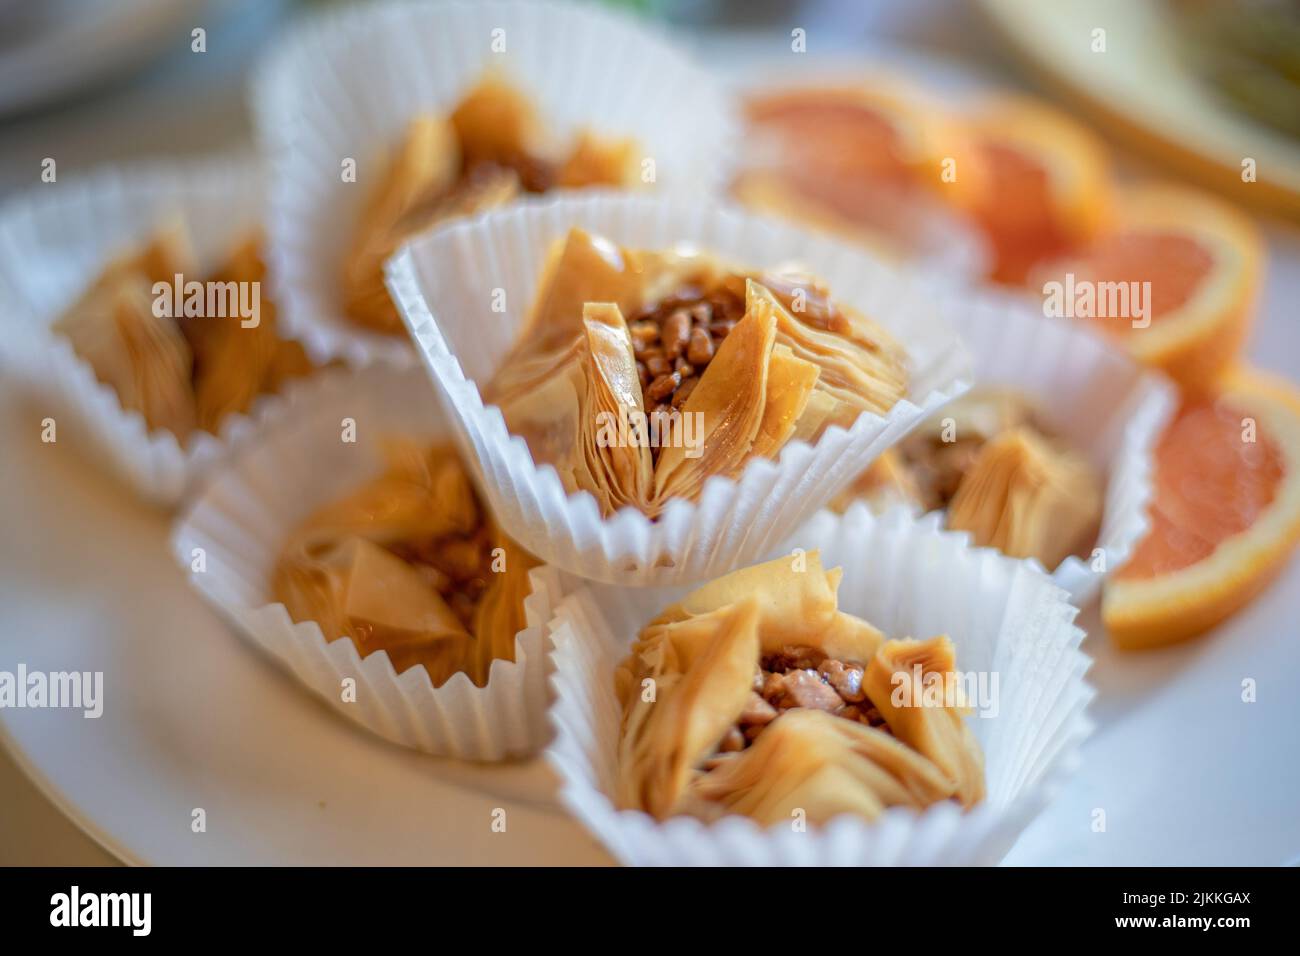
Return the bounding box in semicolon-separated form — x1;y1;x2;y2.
272;439;539;686
834;389;1103;566
54;226;313;441
343;73;640;334
614;552;985;825
485;227;910;519
947;427;1102;566
54;226;198;436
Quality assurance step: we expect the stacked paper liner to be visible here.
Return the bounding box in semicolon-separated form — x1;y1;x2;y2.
938;286;1177;603
172;365;574;760
386;192;972;586
544;506;1095;866
255;0;738;367
0;154;305;508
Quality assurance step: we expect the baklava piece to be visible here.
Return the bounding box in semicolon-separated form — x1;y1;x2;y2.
838;389;1103;568
485;227;910;518
615;553;985;824
53;226;312;441
344;73;640;333
272;440;538;686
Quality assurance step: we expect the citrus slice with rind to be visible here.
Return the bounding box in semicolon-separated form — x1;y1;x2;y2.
1042;183;1263;394
1104;369;1300;649
733;79;987;274
944;96;1113;285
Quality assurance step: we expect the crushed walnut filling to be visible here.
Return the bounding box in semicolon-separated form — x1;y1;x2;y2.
386;524;497;630
899;435;988;513
702;644;890;770
628;280;747;420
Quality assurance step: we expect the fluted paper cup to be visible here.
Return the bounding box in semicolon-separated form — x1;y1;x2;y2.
936;287;1177;604
386;192;972;586
0;155;305;508
255;0;738;367
545;506;1094;866
172;365;574;760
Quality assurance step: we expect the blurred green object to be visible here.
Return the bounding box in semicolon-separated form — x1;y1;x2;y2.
1171;0;1300;140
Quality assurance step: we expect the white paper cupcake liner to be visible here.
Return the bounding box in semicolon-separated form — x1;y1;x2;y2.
545;506;1095;866
935;287;1177;604
386;192;972;587
172;364;575;760
254;0;738;368
0;154;307;509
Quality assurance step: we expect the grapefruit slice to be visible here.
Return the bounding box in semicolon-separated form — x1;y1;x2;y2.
1041;184;1263;394
733;81;984;269
1104;369;1300;649
945;96;1112;285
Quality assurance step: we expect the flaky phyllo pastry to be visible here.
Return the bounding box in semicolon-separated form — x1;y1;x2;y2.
272;440;538;687
53;226;312;440
345;73;640;333
835;388;1102;568
484;227;910;518
614;553;985;824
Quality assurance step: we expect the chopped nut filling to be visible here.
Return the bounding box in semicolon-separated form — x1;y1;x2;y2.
626;272;857;429
628;280;748;420
388;523;497;631
713;644;890;762
899;435;988;512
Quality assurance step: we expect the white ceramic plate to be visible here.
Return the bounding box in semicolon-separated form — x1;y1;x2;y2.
3;41;1300;867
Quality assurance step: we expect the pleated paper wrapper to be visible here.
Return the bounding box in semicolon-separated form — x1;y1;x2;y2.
172;365;573;760
386;192;972;587
938;286;1177;604
0;155;304;509
254;0;738;368
545;506;1095;866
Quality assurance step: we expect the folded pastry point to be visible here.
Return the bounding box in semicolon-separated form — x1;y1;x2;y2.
652;284;777;501
188;235;308;433
751;275;907;423
838;388;1104;569
618;599;762;817
645;551;843;648
558;131;640;188
344;76;641;335
507;228;642;362
947;426;1102;567
864;637;986;808
111;280;197;437
449;72;550;182
572;302;654;513
54;226;313;442
273;442;539;687
616;554;985;824
488;230;906;518
55;227;198;437
344;115;468;334
339;537;469;644
688;708;957;824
